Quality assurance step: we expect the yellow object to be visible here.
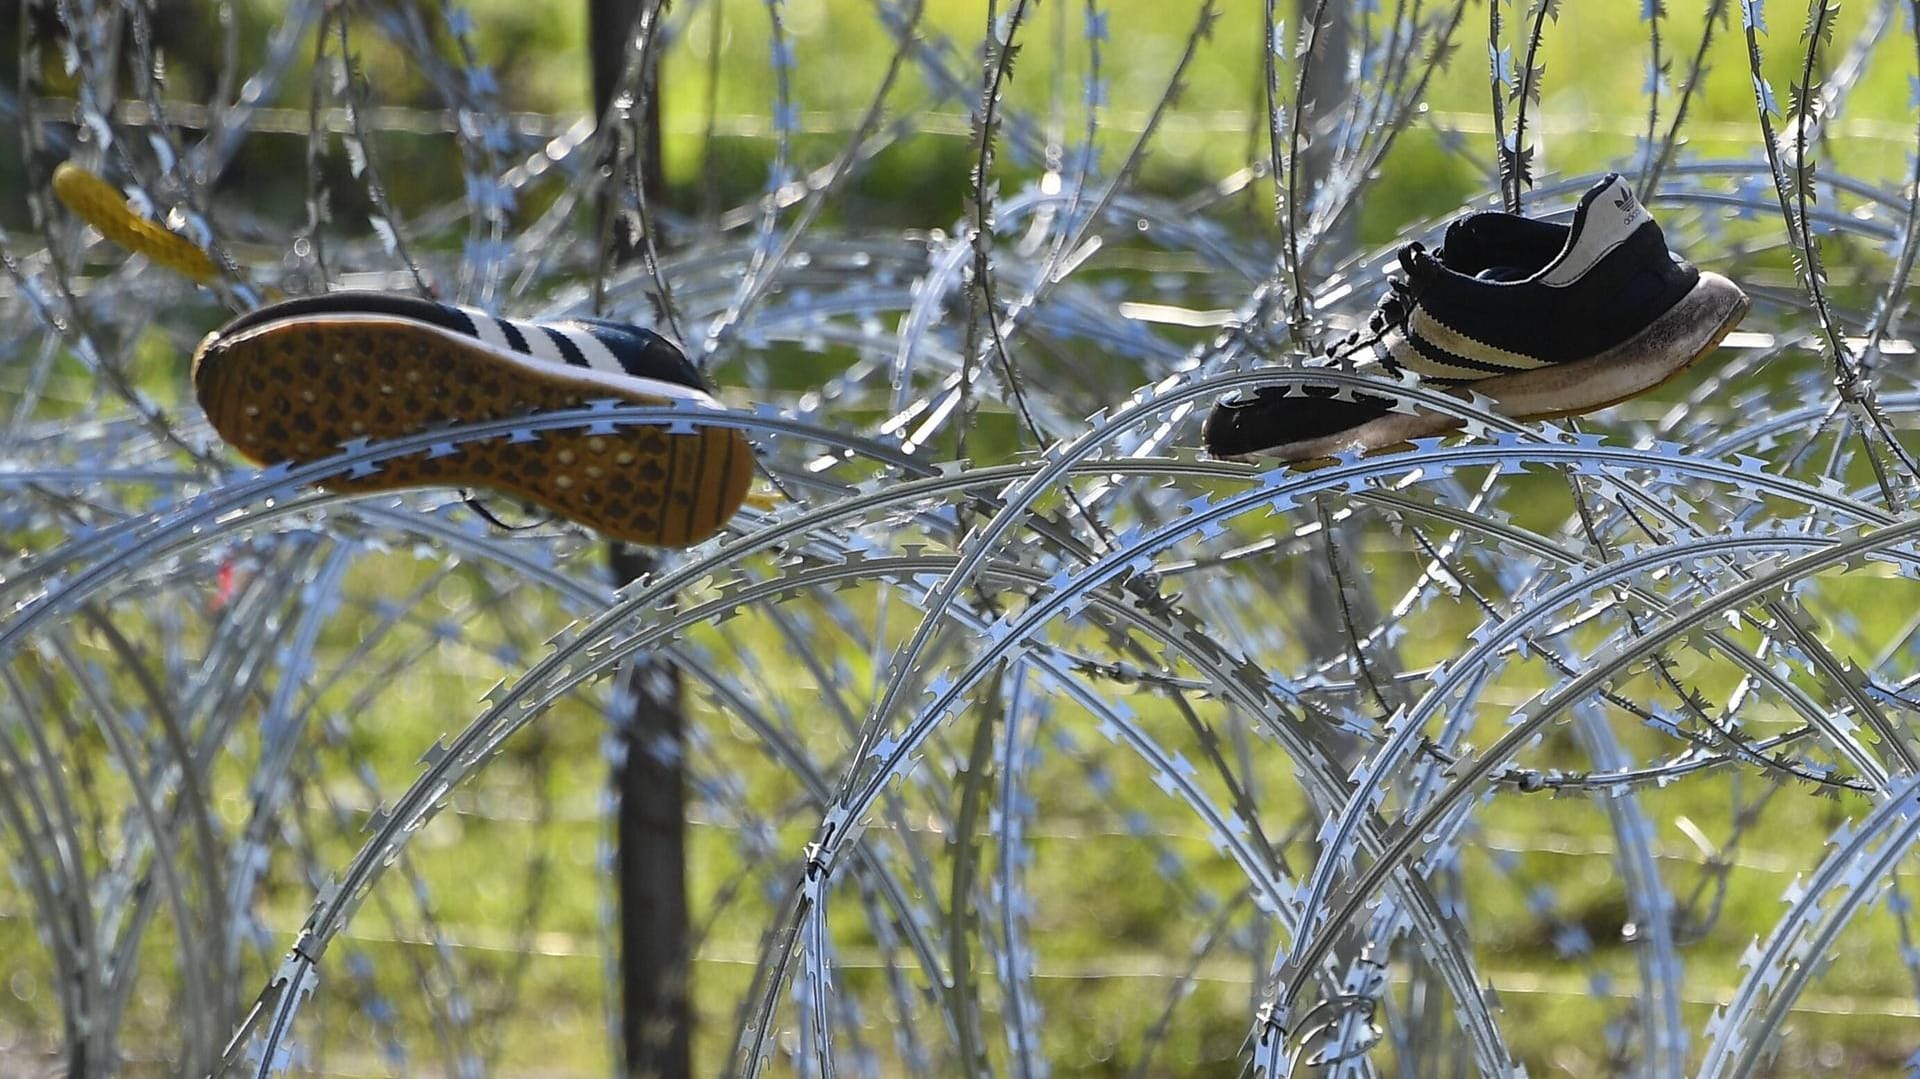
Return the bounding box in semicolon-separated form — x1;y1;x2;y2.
52;162;220;284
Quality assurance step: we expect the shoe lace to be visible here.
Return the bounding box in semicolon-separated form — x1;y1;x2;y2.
1320;241;1439;373
462;489;555;532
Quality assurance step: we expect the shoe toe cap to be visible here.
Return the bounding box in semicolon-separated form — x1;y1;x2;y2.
1201;391;1277;458
1202;379;1402;460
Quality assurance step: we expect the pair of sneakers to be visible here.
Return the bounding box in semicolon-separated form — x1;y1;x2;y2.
1203;174;1749;460
191;176;1741;546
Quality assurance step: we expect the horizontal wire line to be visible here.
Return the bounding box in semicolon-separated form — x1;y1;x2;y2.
28;97;1920;144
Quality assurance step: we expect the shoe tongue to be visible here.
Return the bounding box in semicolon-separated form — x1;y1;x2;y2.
1541;173;1652;285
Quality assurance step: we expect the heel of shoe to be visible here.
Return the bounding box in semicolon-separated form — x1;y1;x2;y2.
191;333;247;453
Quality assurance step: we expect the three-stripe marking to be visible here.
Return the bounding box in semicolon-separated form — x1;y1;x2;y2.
450;305;629;375
1386;314;1549;382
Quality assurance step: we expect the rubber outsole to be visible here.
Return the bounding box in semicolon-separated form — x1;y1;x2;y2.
1221;272;1751;464
192;315;754;548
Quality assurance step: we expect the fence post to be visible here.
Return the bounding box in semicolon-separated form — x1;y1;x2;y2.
1297;0;1354;267
590;3;691;1077
606;542;692;1079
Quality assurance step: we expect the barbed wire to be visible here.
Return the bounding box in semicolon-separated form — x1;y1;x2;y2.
8;0;1920;1076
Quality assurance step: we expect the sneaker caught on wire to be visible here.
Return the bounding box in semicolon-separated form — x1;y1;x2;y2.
1203;173;1750;462
193;292;754;547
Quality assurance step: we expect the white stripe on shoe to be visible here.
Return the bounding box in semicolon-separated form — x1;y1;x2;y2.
557;323;627;373
512;320;570;364
1409;309;1548;372
461;308;513;352
1386;331;1505;381
436;305;627;375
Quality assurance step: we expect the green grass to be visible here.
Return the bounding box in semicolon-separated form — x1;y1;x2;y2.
10;545;1909;1076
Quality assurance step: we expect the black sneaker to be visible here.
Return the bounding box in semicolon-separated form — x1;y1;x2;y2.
192;291;754;547
1203;174;1749;461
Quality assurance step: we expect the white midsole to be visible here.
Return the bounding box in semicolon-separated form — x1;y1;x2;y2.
1230;271;1749;462
198;313;725;409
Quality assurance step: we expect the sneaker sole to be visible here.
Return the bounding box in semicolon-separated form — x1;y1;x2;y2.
1223;271;1750;464
192;314;754;548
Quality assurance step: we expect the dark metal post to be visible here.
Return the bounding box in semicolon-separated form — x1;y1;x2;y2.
592;0;667;206
591;3;691;1077
607;541;692;1079
1298;0;1354;263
